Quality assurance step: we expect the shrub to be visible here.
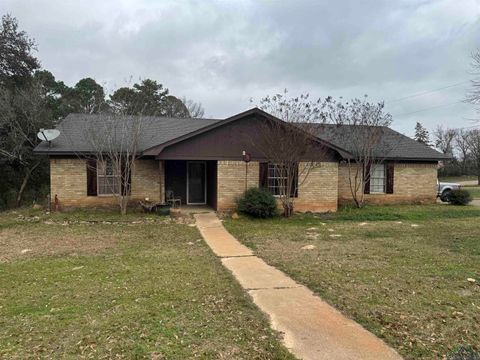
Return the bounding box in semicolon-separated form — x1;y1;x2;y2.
447;346;480;360
236;187;277;218
448;189;472;205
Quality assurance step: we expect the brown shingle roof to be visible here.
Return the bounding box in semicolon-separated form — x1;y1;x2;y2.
34;110;449;161
34;113;222;154
308;124;449;161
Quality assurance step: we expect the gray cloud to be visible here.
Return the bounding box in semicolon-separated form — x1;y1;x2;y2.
2;0;480;136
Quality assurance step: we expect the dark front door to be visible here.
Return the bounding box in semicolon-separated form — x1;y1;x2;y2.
187;161;206;204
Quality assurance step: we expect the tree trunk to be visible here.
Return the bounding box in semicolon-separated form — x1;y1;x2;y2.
120;195;129;216
476;161;480;186
351;186;365;208
16;161;40;208
282;201;294;217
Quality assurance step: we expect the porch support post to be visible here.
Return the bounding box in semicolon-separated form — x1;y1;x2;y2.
159;160;165;203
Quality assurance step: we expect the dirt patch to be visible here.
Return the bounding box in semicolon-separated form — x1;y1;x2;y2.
14;213;194;225
0;225;119;262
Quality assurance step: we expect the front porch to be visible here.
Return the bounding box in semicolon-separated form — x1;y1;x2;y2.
178;205;214;215
164;160;218;210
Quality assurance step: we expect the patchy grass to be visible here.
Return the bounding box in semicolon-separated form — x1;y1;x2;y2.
306;204;480;222
439;175;477;183
0;209;294;359
225;205;480;359
465;186;480;199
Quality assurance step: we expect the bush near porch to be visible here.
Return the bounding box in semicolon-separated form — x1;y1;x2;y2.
224;204;480;359
236;187;278;218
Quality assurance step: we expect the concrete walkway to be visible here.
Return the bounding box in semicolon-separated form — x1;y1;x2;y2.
194;212;402;360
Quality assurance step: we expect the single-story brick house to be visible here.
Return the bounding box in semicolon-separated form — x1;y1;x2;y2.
34;108;448;212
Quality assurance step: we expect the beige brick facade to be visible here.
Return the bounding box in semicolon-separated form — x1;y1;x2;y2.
50;157;438;212
296;162;338;212
217;161;259;211
338;162;437;205
216;161;338;213
338;163;361;200
130;159;162;202
392;163;438;202
50;158;88;205
50;158;162;208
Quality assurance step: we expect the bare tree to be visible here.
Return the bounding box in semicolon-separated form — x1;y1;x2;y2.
182;97;205;118
455;129;471;173
254;90;325;217
0;78;53;206
320;96;393;208
465;129;480;185
433;126;456;155
466;50;480;119
81;113;144;215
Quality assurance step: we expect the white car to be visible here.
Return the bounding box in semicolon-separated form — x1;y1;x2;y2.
437;180;462;202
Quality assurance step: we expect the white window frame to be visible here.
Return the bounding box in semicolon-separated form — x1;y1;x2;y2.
97;159;121;196
369;164;386;194
267;163;288;197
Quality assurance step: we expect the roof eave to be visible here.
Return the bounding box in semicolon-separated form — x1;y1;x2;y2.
337;153;448;162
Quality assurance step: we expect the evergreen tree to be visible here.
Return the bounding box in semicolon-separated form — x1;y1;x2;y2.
0;14;40;85
414;122;430;145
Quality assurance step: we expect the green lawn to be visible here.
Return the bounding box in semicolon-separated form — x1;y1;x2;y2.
465;186;480;199
0;209;294;359
439;175;478;183
224;205;480;360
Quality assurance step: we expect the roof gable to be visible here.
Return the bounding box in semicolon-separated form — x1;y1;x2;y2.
144;107;346;157
155;110;340;161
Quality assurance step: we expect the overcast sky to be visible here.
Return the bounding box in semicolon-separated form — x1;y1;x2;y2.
3;0;480;136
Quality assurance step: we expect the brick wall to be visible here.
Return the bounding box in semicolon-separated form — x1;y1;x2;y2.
338;162;437;205
295;162;338;212
216;160;338;213
217;161;259;211
393;163;437;201
51;157;437;211
338;163;360;200
50;157;162;208
131;159;162;202
50;158;87;205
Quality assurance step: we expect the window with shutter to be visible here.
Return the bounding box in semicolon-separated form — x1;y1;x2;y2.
369;164;386;194
259;162;268;188
386;162;394;194
86;159;97;196
97;159;121;196
363;162;371;195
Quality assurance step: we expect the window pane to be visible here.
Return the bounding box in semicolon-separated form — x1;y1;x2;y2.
98;177;106;194
105;161;113;176
369;164;385;193
97;175;120;195
267;163;288;196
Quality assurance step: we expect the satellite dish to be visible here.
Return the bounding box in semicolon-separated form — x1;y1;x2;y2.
37;129;60;142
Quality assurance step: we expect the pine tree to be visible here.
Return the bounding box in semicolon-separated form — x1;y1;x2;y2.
414;122;430;146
